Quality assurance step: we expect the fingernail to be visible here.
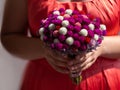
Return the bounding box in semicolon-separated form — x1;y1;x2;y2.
71;67;75;70
69;66;74;71
79;72;82;75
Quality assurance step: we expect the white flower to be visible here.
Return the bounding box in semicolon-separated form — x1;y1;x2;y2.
49;23;55;30
54;39;60;43
65;9;73;15
79;29;88;36
100;24;106;30
62;20;69;27
53;10;60;15
94;34;99;40
39;27;44;35
88;23;95;30
57;16;64;20
59;27;68;35
40;35;44;41
66;37;74;45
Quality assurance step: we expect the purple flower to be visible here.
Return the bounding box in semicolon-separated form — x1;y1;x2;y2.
44;20;50;27
74;26;81;32
88;30;94;38
75;18;82;23
59;35;66;42
59;8;65;13
55;43;63;50
51;20;62;25
82;18;91;24
80;44;87;51
72;10;79;15
94;29;102;35
67;31;73;36
102;30;107;36
73;33;79;40
79;36;85;43
68;18;76;24
82;25;89;30
94;22;100;29
73;40;81;48
52;15;58;19
97;38;102;44
67;25;74;31
43;36;48;41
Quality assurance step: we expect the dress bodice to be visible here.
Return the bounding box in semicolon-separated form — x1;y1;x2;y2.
28;0;120;37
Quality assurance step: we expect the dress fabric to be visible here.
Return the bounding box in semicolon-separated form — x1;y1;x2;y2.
21;0;120;90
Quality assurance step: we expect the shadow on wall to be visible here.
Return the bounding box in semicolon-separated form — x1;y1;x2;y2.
0;0;28;90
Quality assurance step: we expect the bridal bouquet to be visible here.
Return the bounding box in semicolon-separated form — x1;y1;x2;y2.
38;8;106;84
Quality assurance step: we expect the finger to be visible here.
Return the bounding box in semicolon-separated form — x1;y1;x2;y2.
80;57;96;71
69;63;82;74
47;54;68;67
81;59;96;71
47;51;68;63
68;56;85;66
48;60;69;74
84;51;94;59
68;52;94;66
51;50;69;60
69;56;95;72
80;56;94;68
70;71;81;78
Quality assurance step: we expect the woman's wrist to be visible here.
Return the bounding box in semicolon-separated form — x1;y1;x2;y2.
96;36;107;58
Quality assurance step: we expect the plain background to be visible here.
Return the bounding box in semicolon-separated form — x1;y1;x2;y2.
0;0;28;90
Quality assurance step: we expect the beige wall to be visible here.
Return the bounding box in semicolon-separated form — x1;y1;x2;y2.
0;0;28;90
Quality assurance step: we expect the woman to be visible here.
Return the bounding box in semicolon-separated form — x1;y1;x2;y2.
1;0;120;90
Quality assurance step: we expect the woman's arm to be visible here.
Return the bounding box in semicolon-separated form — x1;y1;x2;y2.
1;0;46;60
1;0;71;74
101;36;120;59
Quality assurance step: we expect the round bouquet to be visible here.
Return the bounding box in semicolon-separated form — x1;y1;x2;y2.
38;8;106;84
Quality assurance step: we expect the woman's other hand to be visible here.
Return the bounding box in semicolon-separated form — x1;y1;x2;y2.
43;46;70;74
67;46;103;77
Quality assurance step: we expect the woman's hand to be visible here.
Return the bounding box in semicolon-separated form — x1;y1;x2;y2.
68;46;103;77
43;46;70;74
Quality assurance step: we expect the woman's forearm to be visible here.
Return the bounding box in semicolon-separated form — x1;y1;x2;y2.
1;34;45;60
101;35;120;59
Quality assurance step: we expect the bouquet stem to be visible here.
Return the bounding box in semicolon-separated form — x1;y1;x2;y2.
71;75;82;85
68;54;82;84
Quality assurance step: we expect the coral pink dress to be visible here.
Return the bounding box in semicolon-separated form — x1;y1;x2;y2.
21;0;120;90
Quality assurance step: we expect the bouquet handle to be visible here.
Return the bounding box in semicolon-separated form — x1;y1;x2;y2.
68;54;82;85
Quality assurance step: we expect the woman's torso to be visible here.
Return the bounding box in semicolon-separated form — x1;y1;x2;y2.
21;1;120;90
